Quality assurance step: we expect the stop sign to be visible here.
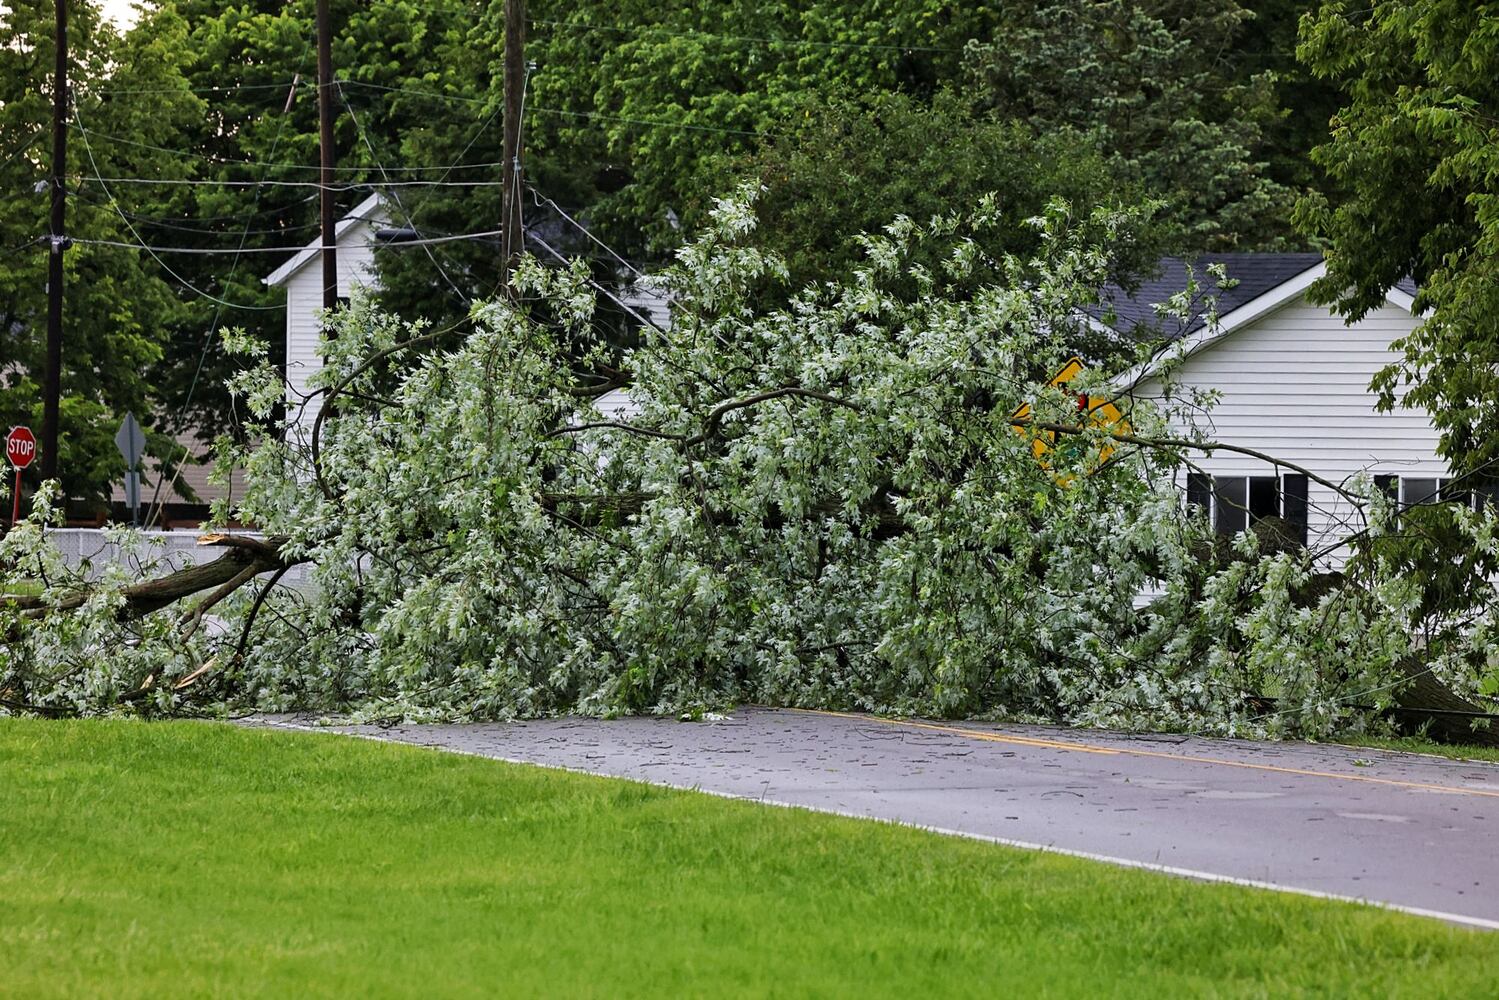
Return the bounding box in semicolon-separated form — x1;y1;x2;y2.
6;426;36;469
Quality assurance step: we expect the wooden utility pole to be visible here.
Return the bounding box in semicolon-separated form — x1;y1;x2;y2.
315;0;338;319
41;0;67;483
500;0;525;280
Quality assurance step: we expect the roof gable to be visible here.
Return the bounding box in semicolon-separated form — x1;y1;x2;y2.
1090;253;1324;341
1109;256;1420;389
262;193;388;287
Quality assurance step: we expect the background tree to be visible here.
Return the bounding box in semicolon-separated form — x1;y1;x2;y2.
963;0;1301;252
735;90;1170;319
22;0;1338;501
525;2;997;261
119;1;507;464
1234;0;1344;197
1297;0;1499;475
0;0;200;501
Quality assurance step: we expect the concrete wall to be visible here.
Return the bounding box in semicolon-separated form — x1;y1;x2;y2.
46;528;312;588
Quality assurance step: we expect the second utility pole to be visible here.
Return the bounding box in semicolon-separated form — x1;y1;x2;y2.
316;0;338;320
500;0;525;282
41;0;67;483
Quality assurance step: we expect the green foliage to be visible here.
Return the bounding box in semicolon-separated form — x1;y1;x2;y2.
2;196;1465;737
1234;0;1345;195
736;91;1162;298
527;2;995;258
1298;0;1499;475
10;0;1332;505
114;0;996;424
964;0;1301;252
122;0;508;447
0;0;201;499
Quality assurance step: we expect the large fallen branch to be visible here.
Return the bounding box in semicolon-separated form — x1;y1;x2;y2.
4;534;298;622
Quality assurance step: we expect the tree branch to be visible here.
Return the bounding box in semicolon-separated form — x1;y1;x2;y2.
232;564;291;665
1016;418;1362;505
687;388;862;446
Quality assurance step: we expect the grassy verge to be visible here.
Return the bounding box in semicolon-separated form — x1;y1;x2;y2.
2;719;1496;998
1334;733;1499;763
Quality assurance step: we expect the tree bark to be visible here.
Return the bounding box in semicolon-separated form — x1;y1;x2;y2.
4;535;299;624
1388;655;1499;747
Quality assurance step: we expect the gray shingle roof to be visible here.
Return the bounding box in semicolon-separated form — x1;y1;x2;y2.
1090;253;1324;341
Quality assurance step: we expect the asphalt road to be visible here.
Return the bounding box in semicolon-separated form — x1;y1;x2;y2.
257;707;1499;928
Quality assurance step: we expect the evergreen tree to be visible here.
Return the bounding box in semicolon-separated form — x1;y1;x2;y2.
964;0;1300;251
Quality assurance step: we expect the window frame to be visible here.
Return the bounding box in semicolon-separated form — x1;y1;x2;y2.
1184;472;1309;544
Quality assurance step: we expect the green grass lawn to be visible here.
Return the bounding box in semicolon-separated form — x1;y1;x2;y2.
1;578;42;599
3;721;1497;999
1335;734;1499;764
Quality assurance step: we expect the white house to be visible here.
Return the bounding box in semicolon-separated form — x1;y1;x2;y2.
1106;253;1449;558
263;194;389;432
265;195;665;432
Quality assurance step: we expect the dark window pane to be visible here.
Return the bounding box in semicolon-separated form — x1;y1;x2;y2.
1249;476;1280;522
1473;474;1499;512
1214;477;1248;536
1281;474;1309;546
1186;473;1212;519
1404;478;1439;505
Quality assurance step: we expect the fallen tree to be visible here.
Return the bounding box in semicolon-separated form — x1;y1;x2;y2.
4;191;1498;742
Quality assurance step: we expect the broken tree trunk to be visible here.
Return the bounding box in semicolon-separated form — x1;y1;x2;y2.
3;534;299;623
1388;654;1499;747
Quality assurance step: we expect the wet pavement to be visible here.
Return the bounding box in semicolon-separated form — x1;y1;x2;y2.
250;706;1499;928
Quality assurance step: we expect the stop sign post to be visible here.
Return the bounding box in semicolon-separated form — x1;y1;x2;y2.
6;425;36;527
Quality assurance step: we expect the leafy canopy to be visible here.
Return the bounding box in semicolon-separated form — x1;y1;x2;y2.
1299;0;1499;473
0;0;201;500
3;193;1470;737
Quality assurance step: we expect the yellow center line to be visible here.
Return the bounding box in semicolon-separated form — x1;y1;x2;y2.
796;708;1499;799
808;709;1121;755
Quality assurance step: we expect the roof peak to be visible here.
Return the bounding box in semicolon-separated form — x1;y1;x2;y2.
262;193;389;287
1091;252;1325;342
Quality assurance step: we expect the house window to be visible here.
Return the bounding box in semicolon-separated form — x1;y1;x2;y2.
1185;473;1309;544
1403;478;1442;505
1373;474;1497;511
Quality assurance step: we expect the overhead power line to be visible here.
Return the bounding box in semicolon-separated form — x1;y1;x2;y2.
75;108;286;311
322;79;488;105
147;39;316;523
71;185;321;224
333;80;772;137
72;228;508;254
526;228;663;333
93;81;294;96
70;123;508;174
336;80;471;302
528;185;644;280
86;176;507;190
529;17;969;54
531;105;769;137
99;211;323;237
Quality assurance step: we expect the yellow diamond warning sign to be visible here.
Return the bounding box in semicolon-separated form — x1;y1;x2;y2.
1011;356;1129;469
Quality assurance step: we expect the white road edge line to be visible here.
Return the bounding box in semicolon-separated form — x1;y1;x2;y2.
245;717;1499;933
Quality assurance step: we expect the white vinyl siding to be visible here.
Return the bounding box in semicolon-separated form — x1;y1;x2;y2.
281;220;380;434
1132;294;1438;563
